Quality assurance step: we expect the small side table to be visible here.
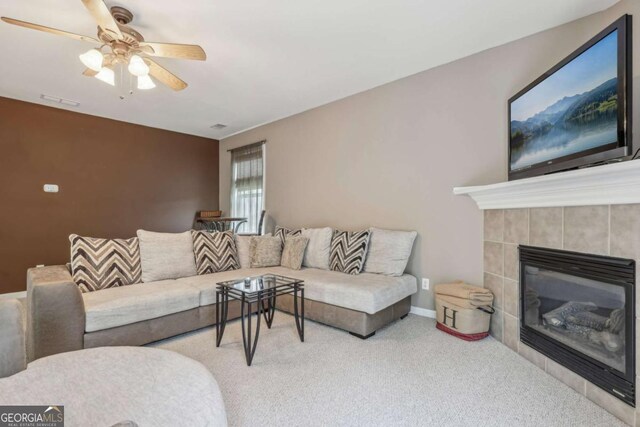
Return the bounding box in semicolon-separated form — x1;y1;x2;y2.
197;217;248;233
215;275;304;366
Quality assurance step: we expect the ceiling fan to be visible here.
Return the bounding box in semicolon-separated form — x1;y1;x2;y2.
1;0;206;94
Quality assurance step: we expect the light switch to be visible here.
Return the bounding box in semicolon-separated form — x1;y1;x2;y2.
43;184;59;193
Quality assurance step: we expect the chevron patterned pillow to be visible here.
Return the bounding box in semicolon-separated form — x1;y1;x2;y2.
330;229;371;275
274;226;302;245
69;234;142;293
191;230;240;275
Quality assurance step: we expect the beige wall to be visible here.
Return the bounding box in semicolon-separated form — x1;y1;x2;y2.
220;0;639;310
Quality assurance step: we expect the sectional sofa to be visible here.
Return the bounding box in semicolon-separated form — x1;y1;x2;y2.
27;227;418;360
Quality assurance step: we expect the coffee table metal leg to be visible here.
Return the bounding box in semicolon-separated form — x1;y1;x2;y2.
240;294;263;366
215;289;220;346
293;286;305;342
216;288;229;347
262;289;276;329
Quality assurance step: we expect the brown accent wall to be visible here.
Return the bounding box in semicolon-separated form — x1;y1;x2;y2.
0;97;219;293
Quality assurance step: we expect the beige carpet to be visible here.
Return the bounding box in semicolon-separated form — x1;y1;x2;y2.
149;313;625;426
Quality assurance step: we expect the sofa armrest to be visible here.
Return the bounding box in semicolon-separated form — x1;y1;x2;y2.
27;265;85;361
0;299;26;377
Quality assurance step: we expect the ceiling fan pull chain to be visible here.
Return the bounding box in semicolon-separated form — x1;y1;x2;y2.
128;73;134;97
117;63;126;100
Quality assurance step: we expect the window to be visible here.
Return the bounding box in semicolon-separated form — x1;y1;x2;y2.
230;141;264;233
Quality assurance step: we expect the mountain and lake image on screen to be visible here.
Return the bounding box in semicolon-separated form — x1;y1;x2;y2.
510;30;619;172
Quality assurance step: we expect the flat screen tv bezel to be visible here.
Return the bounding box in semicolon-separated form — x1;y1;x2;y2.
508;14;632;181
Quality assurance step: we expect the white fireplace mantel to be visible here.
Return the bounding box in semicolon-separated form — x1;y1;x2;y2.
453;159;640;210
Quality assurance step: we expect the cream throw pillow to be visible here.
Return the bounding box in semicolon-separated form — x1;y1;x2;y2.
236;233;272;268
250;236;282;268
235;235;252;269
301;227;332;270
281;236;309;270
137;230;197;282
363;227;417;276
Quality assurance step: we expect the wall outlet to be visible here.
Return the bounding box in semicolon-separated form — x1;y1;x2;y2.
422;278;430;290
43;184;59;193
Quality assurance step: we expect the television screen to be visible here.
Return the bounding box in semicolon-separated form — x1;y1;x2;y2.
508;15;631;180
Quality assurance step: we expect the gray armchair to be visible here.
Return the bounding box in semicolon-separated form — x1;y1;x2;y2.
26;265;85;361
0;299;26;378
0;299;228;426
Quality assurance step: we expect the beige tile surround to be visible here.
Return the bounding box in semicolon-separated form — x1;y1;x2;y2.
483;205;640;426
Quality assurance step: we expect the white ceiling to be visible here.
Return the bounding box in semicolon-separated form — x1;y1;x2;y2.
0;0;619;139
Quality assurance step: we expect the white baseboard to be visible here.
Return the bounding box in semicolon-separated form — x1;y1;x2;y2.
0;291;26;300
410;306;436;318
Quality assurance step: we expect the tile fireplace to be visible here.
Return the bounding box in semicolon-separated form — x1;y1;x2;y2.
520;245;635;406
462;160;640;422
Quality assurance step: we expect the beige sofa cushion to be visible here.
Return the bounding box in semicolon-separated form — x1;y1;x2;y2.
83;261;417;333
364;227;417;276
301;227;332;270
176;267;273;306
179;265;416;314
235;235;252;269
137;230;197;282
264;266;417;314
83;280;200;332
181;266;415;314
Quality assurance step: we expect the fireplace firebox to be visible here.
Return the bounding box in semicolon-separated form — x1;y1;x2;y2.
519;245;635;406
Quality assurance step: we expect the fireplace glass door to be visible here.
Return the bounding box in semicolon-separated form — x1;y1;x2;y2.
519;245;635;405
523;266;627;373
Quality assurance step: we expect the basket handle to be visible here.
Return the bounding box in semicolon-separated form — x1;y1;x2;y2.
476;305;496;314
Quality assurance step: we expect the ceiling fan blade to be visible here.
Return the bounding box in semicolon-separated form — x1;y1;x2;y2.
81;0;123;39
145;58;188;91
82;68;98;77
1;17;100;43
139;42;206;61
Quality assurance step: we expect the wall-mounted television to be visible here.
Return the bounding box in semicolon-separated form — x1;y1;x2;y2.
508;15;632;181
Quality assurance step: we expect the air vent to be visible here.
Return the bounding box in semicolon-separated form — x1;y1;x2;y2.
40;94;80;107
210;124;227;129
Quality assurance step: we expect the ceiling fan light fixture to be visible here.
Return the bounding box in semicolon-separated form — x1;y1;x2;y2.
128;55;150;77
137;74;156;90
95;67;115;86
79;48;103;72
3;1;203;94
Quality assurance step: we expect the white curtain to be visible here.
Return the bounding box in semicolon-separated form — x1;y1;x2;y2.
230;142;264;233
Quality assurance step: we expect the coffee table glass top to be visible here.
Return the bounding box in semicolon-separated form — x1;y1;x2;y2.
216;274;303;295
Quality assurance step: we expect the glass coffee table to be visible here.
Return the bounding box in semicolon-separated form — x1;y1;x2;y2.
215;274;304;366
